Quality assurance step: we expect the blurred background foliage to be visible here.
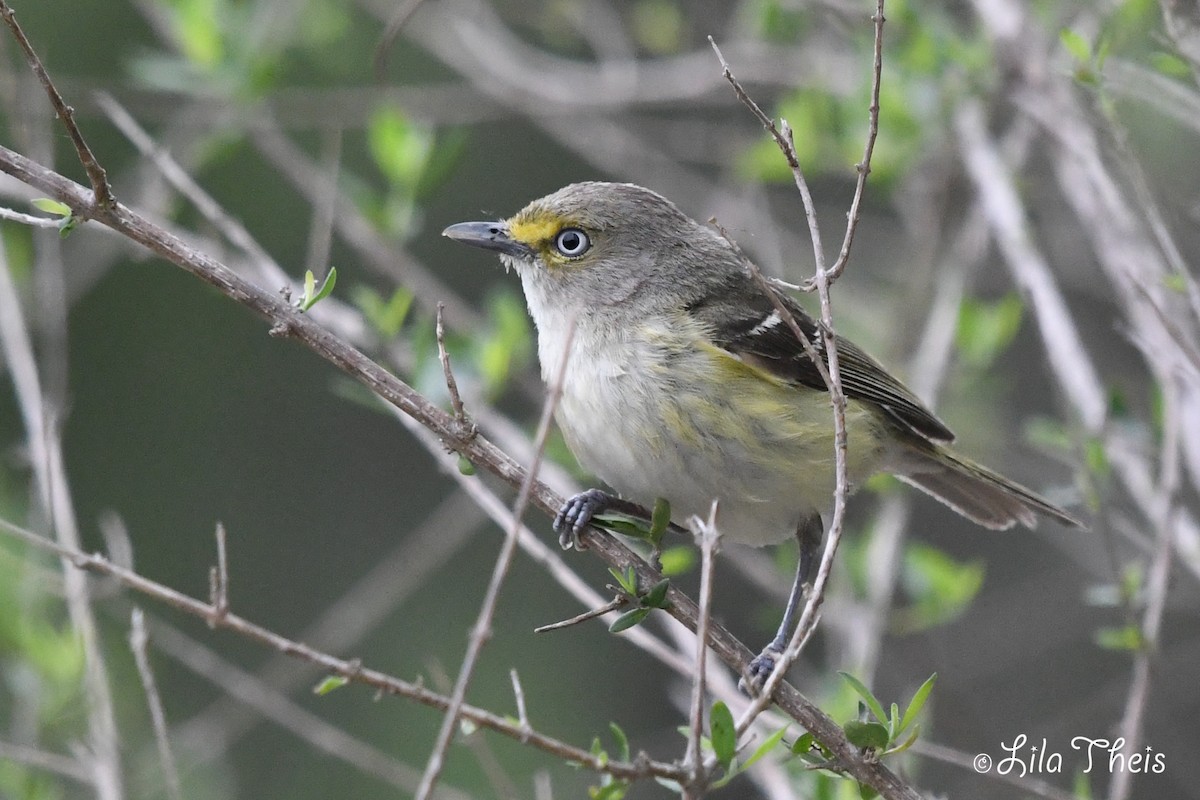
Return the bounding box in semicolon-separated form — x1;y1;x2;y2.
0;0;1198;798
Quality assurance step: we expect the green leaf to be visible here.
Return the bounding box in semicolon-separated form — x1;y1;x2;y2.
896;543;985;632
1060;28;1092;64
589;782;628;800
473;291;533;397
659;545;696;576
311;266;337;305
710;701;737;769
859;782;880;800
630;0;684;55
312;675;349;695
1095;624;1143;651
1149;51;1191;79
31;198;71;216
742;725;788;770
1120;562;1144;604
456;455;476;476
1163;273;1189;294
792;732;815;756
368;106;434;190
609;722;630;762
1073;768;1094;799
608;607;651;633
608;566;638;595
955;294;1024;368
838;672;888;726
897;673;937;735
649;497;671;542
842;720;890;750
641;578;670;609
884;724;921;756
298;268;338;311
1085;438;1111;478
58;215;80;238
592;512;652;539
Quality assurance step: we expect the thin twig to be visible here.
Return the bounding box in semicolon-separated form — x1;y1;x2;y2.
510;669;531;739
436;302;469;425
208;522;229;625
711;35;856;751
147;613;469;797
534;596;626;632
684;502;720;796
0;206;60;227
177;490;485;764
0;185;123;800
0;514;689;785
415;317;578;800
1109;381;1180;800
954;98;1108;431
0;1;113;207
913;740;1079;800
0;740;92;784
129;608;184;800
0;141;922;800
372;0;429;79
824;0;886;286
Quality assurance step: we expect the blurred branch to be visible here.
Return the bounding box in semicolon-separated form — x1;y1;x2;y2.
415;318;575;800
0;141;922;799
0;165;124;800
128;609;184;800
914;740;1079;800
0;0;113;207
0;514;688;786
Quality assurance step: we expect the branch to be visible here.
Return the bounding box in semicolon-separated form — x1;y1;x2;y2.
0;515;687;785
0;144;919;796
415;318;575;800
0;0;113;207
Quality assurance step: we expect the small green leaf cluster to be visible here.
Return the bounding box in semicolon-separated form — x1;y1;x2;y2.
586;723;632;800
789;673;936;798
31;198;79;238
295;267;338;312
706;701;789;790
606;567;671;633
1088;562;1148;652
841;535;985;635
955;294;1024;369
589;498;698;577
364;106;469;239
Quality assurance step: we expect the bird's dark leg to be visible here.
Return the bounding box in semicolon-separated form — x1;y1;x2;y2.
554;489;651;550
747;513;824;686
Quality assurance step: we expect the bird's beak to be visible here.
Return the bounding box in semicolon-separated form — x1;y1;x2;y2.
442;221;535;259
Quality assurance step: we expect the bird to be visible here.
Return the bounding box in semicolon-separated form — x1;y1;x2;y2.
443;181;1082;681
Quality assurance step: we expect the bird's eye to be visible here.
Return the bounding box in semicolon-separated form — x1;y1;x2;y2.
553;228;590;257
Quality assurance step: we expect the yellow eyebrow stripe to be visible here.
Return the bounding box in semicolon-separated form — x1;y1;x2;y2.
507;215;561;246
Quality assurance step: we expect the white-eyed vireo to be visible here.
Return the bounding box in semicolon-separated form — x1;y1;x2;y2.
444;181;1081;679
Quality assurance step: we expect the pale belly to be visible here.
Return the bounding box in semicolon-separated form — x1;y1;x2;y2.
550;332;888;546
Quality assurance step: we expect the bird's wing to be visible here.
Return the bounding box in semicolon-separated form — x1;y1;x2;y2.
688;285;956;443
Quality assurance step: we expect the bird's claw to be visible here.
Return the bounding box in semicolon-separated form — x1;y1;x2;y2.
553;488;612;550
740;645;785;694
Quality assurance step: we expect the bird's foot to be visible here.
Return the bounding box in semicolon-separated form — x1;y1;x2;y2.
740;644;786;694
553;488;614;550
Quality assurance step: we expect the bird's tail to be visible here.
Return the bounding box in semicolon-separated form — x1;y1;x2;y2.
896;445;1083;530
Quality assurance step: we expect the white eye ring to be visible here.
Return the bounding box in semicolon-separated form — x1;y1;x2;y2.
553;228;590;257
